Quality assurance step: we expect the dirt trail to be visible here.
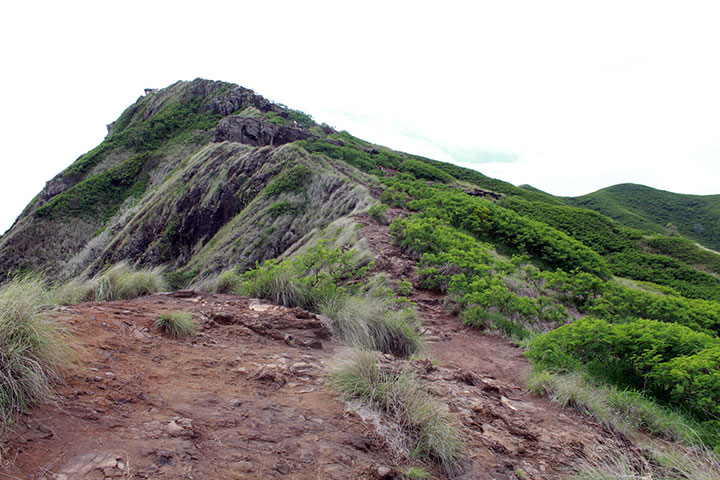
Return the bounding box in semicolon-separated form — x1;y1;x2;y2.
0;213;639;480
1;294;397;480
358;212;635;479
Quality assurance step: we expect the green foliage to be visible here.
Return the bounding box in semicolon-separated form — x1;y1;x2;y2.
379;186;411;207
607;250;720;302
398;159;455;183
166;269;199;291
501;196;640;255
264;164;312;196
566;183;720;251
402;466;430;479
329;351;464;473
396;279;413;296
36;153;151;221
0;276;74;428
63;93;222;182
300;139;378;173
527;317;720;439
368;203;389;224
267;200;302;218
264;111;286;126
644;236;720;276
286;109;315;127
154;311;198;338
398;186;610;278
238;241;372;311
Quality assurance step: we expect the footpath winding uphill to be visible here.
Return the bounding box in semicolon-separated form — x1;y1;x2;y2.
356;212;640;479
0;217;639;480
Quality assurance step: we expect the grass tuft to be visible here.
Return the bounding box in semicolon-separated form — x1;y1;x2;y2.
153;311;197;338
0;276;74;429
527;369;715;447
329;350;464;474
56;262;168;304
321;294;423;358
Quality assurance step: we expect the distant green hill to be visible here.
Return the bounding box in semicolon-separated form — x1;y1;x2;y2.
563;183;720;251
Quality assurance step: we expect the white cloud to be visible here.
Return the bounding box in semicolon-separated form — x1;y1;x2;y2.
1;1;719;234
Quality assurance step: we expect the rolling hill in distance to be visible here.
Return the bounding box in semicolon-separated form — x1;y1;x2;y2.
1;79;720;479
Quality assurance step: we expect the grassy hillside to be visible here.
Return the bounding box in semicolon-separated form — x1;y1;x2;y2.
565;183;720;251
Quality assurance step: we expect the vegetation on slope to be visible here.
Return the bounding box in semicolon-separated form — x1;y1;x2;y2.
379;174;720;452
565;183;720;251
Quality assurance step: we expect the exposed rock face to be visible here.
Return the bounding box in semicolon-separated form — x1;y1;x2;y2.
214;117;312;147
38;174;73;205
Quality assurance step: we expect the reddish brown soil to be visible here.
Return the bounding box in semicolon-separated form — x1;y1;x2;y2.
358;213;635;479
0;212;638;480
1;294;398;480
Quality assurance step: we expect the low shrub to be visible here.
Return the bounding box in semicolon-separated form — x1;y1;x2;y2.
368;203;389;225
154;311;198;338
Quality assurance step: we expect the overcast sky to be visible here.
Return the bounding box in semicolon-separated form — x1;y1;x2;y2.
2;1;719;234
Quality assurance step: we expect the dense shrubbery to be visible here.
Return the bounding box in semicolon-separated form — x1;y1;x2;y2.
644;236;720;275
500;197;720;302
527;317;720;443
36;154;151;221
607;250;720;302
398;187;610;278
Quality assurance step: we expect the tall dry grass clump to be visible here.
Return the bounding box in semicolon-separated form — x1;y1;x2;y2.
329;351;464;474
56;262;168;304
0;276;74;428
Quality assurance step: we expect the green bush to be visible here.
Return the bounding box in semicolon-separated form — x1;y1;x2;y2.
264;164;313;196
368;203;389;224
154;311;198;338
527;317;720;435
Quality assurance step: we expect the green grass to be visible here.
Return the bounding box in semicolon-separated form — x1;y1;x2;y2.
0;276;74;429
320;293;424;358
402;466;430;479
570;443;720;480
565;183;720;251
197;269;242;294
154;311;198;338
527;369;715;447
328;351;464;474
56;262;168;304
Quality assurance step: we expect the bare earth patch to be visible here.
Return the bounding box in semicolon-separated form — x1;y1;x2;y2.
1;293;397;479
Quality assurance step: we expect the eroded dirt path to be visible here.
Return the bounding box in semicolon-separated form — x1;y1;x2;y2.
358;212;633;480
1;294;397;480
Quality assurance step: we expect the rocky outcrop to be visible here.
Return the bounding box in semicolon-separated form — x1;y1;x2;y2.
214;117;312;147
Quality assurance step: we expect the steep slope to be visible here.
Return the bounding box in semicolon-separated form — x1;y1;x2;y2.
0;79;373;283
564;183;720;250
